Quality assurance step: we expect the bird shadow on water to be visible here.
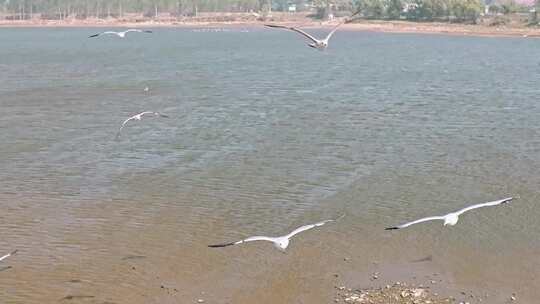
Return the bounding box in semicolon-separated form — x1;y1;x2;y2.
0;266;12;272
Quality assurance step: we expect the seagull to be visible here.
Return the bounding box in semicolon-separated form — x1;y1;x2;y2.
385;197;513;230
208;214;344;251
264;10;359;50
115;111;169;139
0;250;17;262
89;29;152;38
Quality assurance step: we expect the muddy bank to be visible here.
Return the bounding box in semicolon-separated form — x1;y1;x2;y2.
1;16;540;38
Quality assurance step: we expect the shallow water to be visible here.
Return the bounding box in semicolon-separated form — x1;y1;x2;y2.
0;27;539;303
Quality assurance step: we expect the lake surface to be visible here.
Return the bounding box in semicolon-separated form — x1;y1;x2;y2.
0;27;539;303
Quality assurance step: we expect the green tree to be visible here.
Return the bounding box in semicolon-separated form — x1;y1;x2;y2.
450;0;482;23
385;0;403;19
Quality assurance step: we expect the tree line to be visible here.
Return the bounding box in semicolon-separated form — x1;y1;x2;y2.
358;0;486;23
1;0;536;23
0;0;279;18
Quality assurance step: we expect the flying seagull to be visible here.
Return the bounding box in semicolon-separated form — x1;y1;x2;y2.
89;29;152;38
208;214;345;251
264;10;359;50
0;250;17;262
115;111;169;139
385;197;513;230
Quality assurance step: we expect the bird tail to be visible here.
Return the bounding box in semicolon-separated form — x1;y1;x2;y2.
385;227;399;230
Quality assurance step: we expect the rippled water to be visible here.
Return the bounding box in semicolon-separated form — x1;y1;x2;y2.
0;27;539;303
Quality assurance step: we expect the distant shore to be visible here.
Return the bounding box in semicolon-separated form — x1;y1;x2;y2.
1;16;540;38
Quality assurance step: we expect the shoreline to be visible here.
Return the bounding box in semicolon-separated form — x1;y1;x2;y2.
1;18;540;38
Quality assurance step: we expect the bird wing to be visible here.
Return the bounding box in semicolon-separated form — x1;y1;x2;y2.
115;116;136;139
125;29;143;33
385;216;446;230
265;24;319;44
324;22;344;41
286;217;340;239
0;250;17;262
455;197;513;216
139;111;155;117
90;31;118;38
208;236;275;248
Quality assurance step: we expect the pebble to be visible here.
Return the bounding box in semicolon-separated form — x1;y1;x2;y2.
412;288;425;298
197;299;204;303
511;295;516;301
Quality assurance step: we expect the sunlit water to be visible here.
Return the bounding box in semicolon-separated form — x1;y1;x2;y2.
0;27;539;303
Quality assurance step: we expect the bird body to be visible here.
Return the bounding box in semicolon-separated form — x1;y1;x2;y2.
264;10;359;50
385;197;513;230
115;111;168;139
264;23;340;51
89;29;152;38
209;215;344;251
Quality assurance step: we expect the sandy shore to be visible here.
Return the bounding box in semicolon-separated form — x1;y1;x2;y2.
335;283;454;304
1;18;540;38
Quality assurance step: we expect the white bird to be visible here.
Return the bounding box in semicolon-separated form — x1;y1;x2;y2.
0;250;17;262
208;215;344;251
264;10;359;50
89;29;152;38
115;111;169;139
385;197;513;230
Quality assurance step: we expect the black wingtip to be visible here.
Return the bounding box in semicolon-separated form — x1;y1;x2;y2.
10;249;17;255
208;242;235;248
144;30;153;33
88;34;99;38
385;227;399;230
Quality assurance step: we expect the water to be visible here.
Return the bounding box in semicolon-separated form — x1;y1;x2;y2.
0;27;539;303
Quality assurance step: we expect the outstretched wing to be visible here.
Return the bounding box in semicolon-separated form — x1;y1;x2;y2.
125;29;152;35
89;31;118;38
324;8;362;41
385;216;445;230
115;116;135;139
286;215;343;239
0;250;17;262
265;24;319;44
455;197;513;216
324;22;345;41
208;236;275;248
